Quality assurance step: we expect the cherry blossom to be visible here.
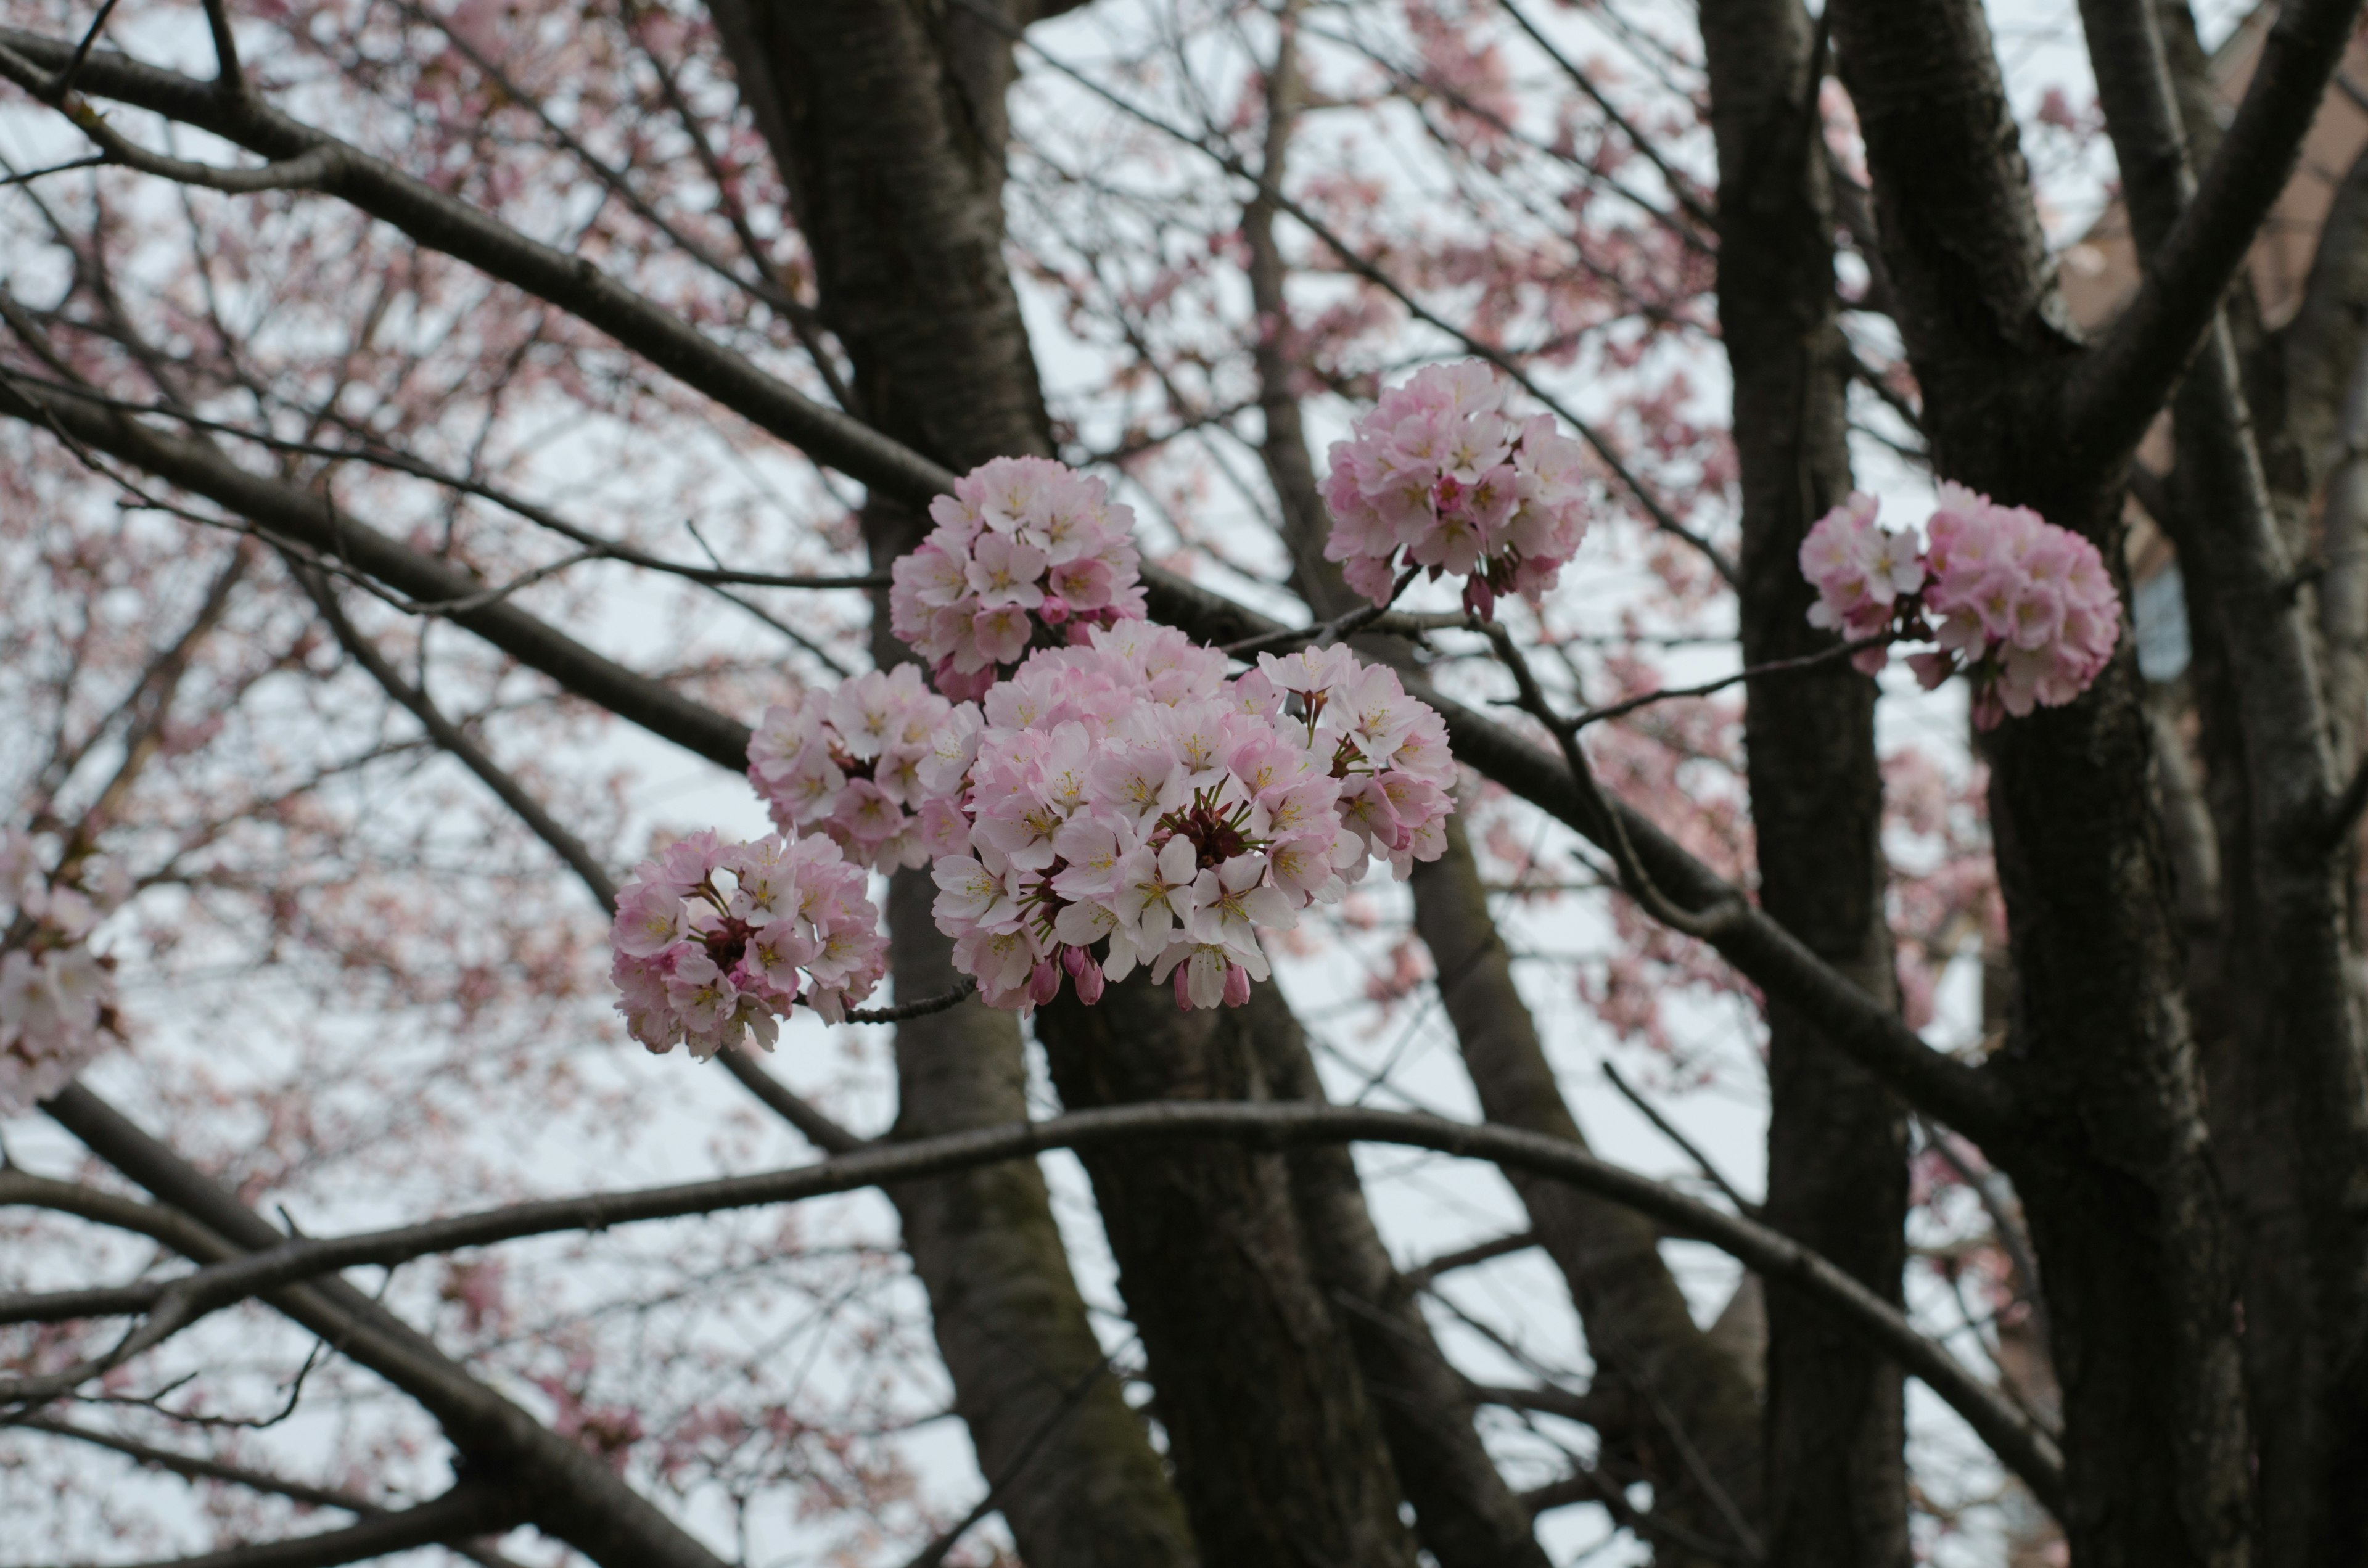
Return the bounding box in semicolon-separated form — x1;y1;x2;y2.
921;623;1454;1012
609;831;887;1055
747;664;952;871
1322;360;1593;617
888;456;1149;699
1799;486;2121;728
0;831;123;1112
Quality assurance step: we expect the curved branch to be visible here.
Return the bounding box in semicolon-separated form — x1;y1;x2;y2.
0;27;955;502
2;1099;2063;1509
2065;0;2368;459
16;1484;520;1568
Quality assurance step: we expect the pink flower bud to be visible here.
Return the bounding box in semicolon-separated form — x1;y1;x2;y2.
1029;958;1062;1006
1072;958;1106;1006
1463;575;1496;621
1222;963;1252;1008
1061;944;1092;978
1038;593;1071;625
1174;964;1196;1011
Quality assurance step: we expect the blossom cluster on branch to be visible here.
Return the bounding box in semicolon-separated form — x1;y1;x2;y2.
610;831;889;1055
0;833;122;1111
926;624;1456;1011
1322;360;1592;617
888;456;1148;700
748;665;953;872
1800;484;2121;728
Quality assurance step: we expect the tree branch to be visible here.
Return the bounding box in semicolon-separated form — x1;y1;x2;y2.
0;27;957;500
33;1085;735;1568
3;1099;2064;1509
0;351;2010;1144
16;1484;520;1568
2065;0;2368;461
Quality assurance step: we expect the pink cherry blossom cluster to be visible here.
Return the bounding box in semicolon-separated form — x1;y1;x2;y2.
1799;485;2121;729
609;831;888;1056
921;621;1455;1012
1322;360;1592;617
748;664;952;872
889;456;1149;701
0;832;123;1112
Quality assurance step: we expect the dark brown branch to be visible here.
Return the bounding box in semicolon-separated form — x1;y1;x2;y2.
0;26;959;501
35;1084;736;1568
1561;633;1888;731
18;1414;380;1513
0;352;2013;1144
2065;0;2368;461
197;0;240;96
2;1098;2065;1509
20;1484;520;1568
1397;1229;1539;1294
0;371;880;593
1601;1062;1760;1217
292;564;624;909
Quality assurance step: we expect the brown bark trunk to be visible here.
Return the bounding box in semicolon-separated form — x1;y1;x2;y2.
707;7;1198;1563
1034;980;1421;1568
1242;983;1554;1568
1699;2;1910;1563
1411;818;1764;1566
2081;9;2368;1560
1244;27;1761;1560
1828;3;2255;1563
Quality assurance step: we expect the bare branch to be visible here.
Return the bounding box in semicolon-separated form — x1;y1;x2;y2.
35;1085;737;1568
292;564;623;908
2066;0;2368;460
0;25;955;499
18;1413;373;1513
1601;1062;1759;1217
1397;1229;1538;1295
198;0;240;96
2;1099;2065;1508
12;1484;520;1568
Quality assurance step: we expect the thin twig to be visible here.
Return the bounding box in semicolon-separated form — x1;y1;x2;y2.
0;152;105;186
1479;619;1746;938
1562;634;1886;731
47;0;122;101
1603;1062;1759;1217
198;0;240;95
844;979;978;1025
1220;564;1420;654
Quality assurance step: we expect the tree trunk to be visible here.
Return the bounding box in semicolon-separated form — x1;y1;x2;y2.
1034;980;1422;1568
709;7;1198;1562
1243;982;1553;1568
1700;1;1910;1562
1828;2;2255;1562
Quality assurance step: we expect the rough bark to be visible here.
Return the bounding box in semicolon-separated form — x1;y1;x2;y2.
1032;981;1421;1568
1411;817;1764;1563
704;7;1197;1563
1829;2;2253;1564
1245;23;1758;1557
1239;984;1552;1568
2082;7;2368;1562
1699;1;1910;1564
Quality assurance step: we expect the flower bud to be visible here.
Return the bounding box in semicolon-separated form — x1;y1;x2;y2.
1072;958;1106;1006
1029;958;1062;1006
1222;963;1251;1008
1174;964;1195;1011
